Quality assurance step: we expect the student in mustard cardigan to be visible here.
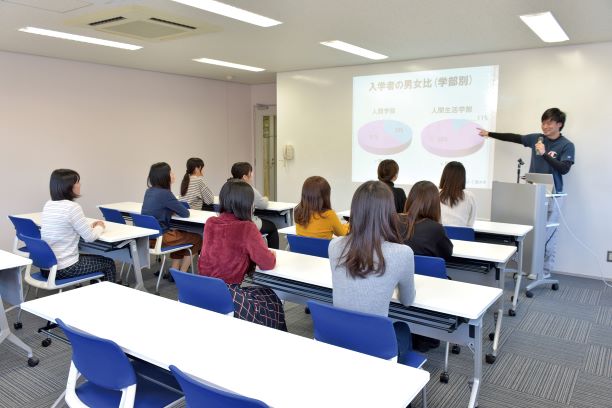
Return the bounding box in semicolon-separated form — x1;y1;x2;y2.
294;176;348;239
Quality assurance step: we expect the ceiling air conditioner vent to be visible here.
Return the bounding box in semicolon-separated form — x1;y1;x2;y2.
149;17;195;31
89;16;126;27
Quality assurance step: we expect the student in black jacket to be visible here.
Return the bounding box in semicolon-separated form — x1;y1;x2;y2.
377;159;406;214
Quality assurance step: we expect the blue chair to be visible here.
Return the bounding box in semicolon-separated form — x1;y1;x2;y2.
287;235;331;258
170;364;268;408
170;269;234;316
99;207;127;224
8;215;41;256
130;213;194;295
444;226;475;241
307;300;427;407
57;319;183;408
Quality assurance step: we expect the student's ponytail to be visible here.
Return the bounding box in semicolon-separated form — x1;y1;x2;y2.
181;158;204;196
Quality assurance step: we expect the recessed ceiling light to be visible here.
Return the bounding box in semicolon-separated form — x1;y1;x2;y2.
18;27;142;50
519;12;569;43
172;0;281;27
193;57;265;72
320;40;387;60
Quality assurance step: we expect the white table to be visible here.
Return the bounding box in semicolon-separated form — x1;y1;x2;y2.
12;212;157;292
20;282;429;408
214;196;296;228
253;250;501;408
0;250;38;366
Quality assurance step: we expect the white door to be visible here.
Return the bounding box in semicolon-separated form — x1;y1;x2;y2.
254;105;277;200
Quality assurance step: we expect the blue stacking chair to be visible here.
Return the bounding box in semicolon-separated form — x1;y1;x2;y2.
99;207;133;284
443;226;475;241
8;215;41;257
307;300;427;407
130;213;194;295
170;364;268;408
287;235;331;258
57;319;183;408
170;269;234;316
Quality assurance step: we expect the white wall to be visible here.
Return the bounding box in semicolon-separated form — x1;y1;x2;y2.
0;51;255;251
277;42;612;280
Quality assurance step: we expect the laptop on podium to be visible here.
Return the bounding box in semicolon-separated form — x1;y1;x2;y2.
524;173;555;194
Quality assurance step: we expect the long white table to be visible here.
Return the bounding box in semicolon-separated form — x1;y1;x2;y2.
252;249;502;408
20;282;429;408
214;196;296;228
0;249;38;366
12;212;157;292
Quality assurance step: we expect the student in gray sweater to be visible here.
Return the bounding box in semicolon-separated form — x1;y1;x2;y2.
329;180;416;363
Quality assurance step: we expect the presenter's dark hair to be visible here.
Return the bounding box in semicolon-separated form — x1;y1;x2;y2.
439;161;466;208
181;157;204;197
147;162;172;190
541;108;566;130
231;162;253;180
294;176;332;227
402;181;441;239
377;159;400;183
219;179;254;221
50;169;80;201
339;180;400;279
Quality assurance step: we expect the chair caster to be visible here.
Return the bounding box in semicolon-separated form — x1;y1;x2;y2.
154;270;161;277
510;295;513;302
525;290;533;298
488;333;495;341
28;357;39;367
304;306;310;314
14;322;23;330
552;283;559;291
155;291;161;296
167;274;175;283
440;372;449;383
451;345;461;354
41;338;52;347
509;309;516;317
485;354;496;364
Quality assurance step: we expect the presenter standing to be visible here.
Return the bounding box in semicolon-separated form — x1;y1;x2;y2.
477;107;575;278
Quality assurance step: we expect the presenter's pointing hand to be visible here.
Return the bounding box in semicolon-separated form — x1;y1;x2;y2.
476;128;489;137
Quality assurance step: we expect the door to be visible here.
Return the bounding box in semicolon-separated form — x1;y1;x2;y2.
254;104;277;200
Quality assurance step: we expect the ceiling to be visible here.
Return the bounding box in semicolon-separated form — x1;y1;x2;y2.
1;0;611;85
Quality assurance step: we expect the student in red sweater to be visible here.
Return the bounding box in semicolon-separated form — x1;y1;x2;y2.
198;179;287;331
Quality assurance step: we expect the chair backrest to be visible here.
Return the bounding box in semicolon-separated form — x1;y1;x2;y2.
57;319;136;390
180;201;190;209
8;215;41;240
170;269;234;315
19;235;57;270
444;226;475;241
414;255;447;279
287;235;331;258
99;207;126;224
307;301;398;360
169;365;268;408
130;213;163;238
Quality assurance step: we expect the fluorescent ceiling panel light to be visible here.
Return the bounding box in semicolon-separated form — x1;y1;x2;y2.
193;57;265;72
172;0;281;27
519;12;569;43
320;40;387;60
18;27;142;50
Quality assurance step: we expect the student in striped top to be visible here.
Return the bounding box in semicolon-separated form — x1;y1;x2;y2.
41;169;116;282
142;162;203;273
179;157;214;210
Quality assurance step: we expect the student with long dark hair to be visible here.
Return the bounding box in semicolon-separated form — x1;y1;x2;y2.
294;176;348;239
378;159;407;214
230;162;279;249
439;161;477;227
329;180;415;363
41;169;116;282
142;162;202;273
198;179;287;330
179;157;214;210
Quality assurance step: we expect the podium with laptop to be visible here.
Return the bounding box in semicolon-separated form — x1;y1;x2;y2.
491;174;562;298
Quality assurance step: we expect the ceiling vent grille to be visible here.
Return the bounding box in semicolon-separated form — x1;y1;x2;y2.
89;16;126;27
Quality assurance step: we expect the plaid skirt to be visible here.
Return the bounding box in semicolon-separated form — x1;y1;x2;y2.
228;284;287;331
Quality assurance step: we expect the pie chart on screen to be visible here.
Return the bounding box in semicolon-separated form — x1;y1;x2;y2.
421;119;484;157
357;120;412;155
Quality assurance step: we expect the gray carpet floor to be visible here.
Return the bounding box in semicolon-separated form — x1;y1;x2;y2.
1;265;611;408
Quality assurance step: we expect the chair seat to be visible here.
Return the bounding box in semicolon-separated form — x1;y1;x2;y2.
156;244;193;254
29;271;105;286
400;351;427;369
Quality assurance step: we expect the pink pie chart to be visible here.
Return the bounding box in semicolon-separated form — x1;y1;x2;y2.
421;119;484;157
357;120;412;155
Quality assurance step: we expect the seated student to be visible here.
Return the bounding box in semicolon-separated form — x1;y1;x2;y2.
41;169;116;282
439;161;477;227
142;162;202;273
230;162;279;249
378;159;407;214
294;176;348;239
198;179;287;331
179;157;214;210
329;180;416;363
